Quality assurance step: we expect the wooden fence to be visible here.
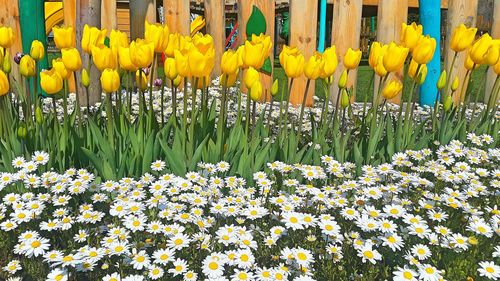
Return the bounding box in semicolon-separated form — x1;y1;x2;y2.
0;0;498;106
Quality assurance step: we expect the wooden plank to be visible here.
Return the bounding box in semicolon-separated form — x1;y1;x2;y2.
330;0;363;104
62;0;77;94
130;0;156;39
485;0;500;104
354;0;448;8
101;0;117;34
0;0;22;85
238;0;275;102
117;8;131;37
204;0;225;78
444;0;478;103
163;0;190;35
375;0;408;104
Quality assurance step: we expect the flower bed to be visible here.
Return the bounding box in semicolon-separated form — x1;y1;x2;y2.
0;136;499;280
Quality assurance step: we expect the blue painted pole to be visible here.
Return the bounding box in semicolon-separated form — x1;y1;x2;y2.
419;0;441;106
318;0;327;52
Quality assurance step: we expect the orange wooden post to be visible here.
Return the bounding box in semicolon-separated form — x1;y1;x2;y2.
330;0;363;104
163;0;190;35
238;0;275;102
204;0;225;79
375;0;408;104
444;0;478;103
485;0;500;104
0;0;23;88
101;0;117;34
288;0;317;106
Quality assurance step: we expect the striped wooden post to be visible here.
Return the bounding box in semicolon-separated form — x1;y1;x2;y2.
101;0;117;34
163;0;190;35
485;0;500;104
238;0;275;102
0;0;23;88
375;0;408;104
76;0;101;105
444;0;478;104
330;0;363;104
289;0;317;106
204;0;225;78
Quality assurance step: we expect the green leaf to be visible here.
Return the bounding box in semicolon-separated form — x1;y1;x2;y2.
246;5;267;38
261;57;272;75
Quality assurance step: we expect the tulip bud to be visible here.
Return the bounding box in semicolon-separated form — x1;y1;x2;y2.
271;79;279;96
340;89;350;108
30;40;45;61
14;52;22;65
244;67;259;89
338;70;348;89
173;75;182;87
437;70;447;90
81;68;90;88
3;49;11;74
20;55;36;77
250;80;263;102
451;77;459;92
35;107;44;124
325;75;334;85
443;95;453;112
17;122;27;139
154;78;162;87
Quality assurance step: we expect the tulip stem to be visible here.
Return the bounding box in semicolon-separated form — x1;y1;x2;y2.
149;54;157;114
217;78;228;159
183;77;188;127
443;52;458;99
297;79;311;144
171;80;177;127
245;88;251;138
106;93;114;149
266;96;274;131
282;78;295;134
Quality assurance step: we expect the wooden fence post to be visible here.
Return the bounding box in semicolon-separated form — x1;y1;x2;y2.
101;0;117;34
238;0;275;102
485;0;500;104
163;0;190;35
444;0;478;104
375;0;408;104
289;0;317;106
62;0;77;93
76;0;101;105
204;0;225;78
130;0;156;39
331;0;363;104
0;0;23;89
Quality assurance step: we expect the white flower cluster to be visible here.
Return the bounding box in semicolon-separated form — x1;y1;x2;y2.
0;133;499;280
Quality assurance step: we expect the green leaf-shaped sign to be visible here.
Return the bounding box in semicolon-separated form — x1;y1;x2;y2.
246;5;267;38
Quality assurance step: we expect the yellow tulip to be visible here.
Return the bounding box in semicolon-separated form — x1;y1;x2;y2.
174;48;191;77
338;69;348;88
189;34;215;77
164;33;181;57
101;68;120;93
92;45;117;71
20;55;35;77
221;49;240;76
340;88;350;108
369;42;387;68
464;51;479;70
61;48;82;71
81;25;107;54
164;57;178;80
450;24;477;53
382;80;403;100
40;68;63;94
451;76;459;91
320;46;338;78
117;47;138;72
2;50;10;74
81;68;90;87
52;58;71;80
304;52;324;80
129;39;154;69
470;34;493;65
173;75;182;87
401;22;423;51
0;26;14;48
0;69;9;96
383;42;409;73
494;58;500;75
221;70;239;88
145;21;170;53
408;59;427;82
241;33;273;69
343;48;362;70
483;43;500;66
190;16;206;37
437;70;447;90
412;35;436;65
110;29;129;48
53;26;75;49
279;45;304;78
271;79;279;96
135;70;148;91
374;56;388;77
30;40;45;61
250;80;263;102
244;66;260;89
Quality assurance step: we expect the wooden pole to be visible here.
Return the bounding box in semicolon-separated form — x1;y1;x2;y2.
163;0;190;35
485;0;500;104
444;0;478;104
101;0;117;34
330;0;363;104
76;0;101;106
0;0;23;87
130;0;156;39
238;0;275;102
375;0;408;104
204;0;225;78
62;0;77;93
